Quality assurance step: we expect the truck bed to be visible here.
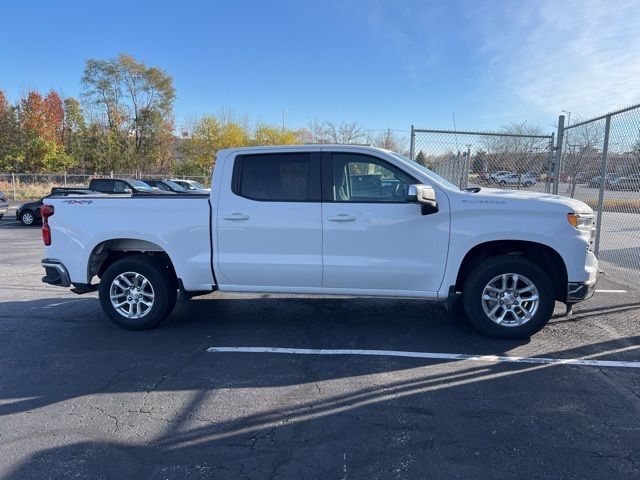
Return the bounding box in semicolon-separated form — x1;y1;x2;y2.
44;194;215;291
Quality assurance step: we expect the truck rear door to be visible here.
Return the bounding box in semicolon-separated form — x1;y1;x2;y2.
216;152;322;288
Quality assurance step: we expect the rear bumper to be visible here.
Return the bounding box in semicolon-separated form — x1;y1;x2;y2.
567;279;596;303
41;259;71;287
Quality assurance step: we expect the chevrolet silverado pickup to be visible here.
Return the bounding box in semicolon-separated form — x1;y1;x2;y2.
39;145;598;339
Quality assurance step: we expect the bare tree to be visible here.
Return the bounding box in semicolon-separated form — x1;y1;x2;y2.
564;119;603;197
366;128;407;154
481;122;551;189
323;121;365;144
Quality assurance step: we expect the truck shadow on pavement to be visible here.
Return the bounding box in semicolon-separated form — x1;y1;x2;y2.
1;295;639;479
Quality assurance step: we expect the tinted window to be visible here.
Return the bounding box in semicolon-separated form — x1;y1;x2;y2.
113;181;129;193
331;154;415;202
236;153;315;201
90;179;112;192
153;181;171;191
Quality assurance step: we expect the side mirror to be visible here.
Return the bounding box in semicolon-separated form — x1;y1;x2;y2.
407;184;438;215
123;188;133;194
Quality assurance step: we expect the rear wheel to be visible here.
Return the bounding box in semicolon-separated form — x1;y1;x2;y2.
99;256;177;330
20;210;36;226
462;256;555;339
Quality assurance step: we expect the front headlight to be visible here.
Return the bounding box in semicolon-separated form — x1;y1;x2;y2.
567;213;595;231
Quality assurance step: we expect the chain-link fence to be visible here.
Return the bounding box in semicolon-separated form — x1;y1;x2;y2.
0;173;210;201
410;104;640;287
410;128;554;193
554;105;640;287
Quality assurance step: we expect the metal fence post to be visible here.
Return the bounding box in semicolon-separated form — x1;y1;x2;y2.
593;115;611;257
553;115;565;194
409;125;415;160
545;132;554;194
11;173;16;201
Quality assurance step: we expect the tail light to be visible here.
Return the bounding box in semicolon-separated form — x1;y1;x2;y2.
41;205;54;246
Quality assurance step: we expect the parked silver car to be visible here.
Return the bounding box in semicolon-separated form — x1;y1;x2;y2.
498;173;538;187
0;191;8;219
610;174;640;191
170;179;210;193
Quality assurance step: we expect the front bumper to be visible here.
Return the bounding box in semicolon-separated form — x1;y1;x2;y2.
41;259;71;287
0;204;7;215
567;279;596;303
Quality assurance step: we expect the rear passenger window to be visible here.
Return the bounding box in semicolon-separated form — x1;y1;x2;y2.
235;153;318;201
113;181;128;193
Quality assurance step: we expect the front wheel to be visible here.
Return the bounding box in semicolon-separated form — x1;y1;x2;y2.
99;256;177;330
462;256;556;339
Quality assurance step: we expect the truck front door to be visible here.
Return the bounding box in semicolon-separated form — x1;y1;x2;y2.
321;152;450;293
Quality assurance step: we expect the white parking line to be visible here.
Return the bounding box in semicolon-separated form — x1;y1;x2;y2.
207;346;640;369
37;298;91;309
595;289;628;293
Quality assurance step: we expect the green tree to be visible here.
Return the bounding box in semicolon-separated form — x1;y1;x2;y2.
254;124;301;145
41;140;77;172
0;91;21;168
178;114;251;174
62;97;86;167
81;53;176;173
415;150;428;167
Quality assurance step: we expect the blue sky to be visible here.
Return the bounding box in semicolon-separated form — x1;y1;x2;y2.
2;0;640;135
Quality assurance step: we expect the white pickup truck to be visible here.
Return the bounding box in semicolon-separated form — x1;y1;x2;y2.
40;145;597;338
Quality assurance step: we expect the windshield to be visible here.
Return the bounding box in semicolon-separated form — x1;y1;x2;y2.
163;180;187;191
128;180;154;191
189;181;207;189
388;152;461;190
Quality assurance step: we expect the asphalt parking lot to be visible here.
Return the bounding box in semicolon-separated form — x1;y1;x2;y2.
0;213;639;479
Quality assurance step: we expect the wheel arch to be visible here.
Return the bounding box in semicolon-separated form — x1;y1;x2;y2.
454;240;568;302
88;238;177;284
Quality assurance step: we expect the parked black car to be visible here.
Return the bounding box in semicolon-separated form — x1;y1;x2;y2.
88;178;164;194
16;188;95;226
144;179;197;193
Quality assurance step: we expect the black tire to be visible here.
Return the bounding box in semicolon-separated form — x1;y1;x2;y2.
99;256;177;330
20;210;37;226
462;256;555;339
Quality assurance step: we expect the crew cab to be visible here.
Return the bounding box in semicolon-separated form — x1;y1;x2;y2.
39;145;598;339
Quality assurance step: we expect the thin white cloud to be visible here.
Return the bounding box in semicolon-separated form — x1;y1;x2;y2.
339;0;446;84
471;0;640;118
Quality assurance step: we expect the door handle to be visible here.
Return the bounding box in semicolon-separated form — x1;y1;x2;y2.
328;214;356;222
222;213;250;221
